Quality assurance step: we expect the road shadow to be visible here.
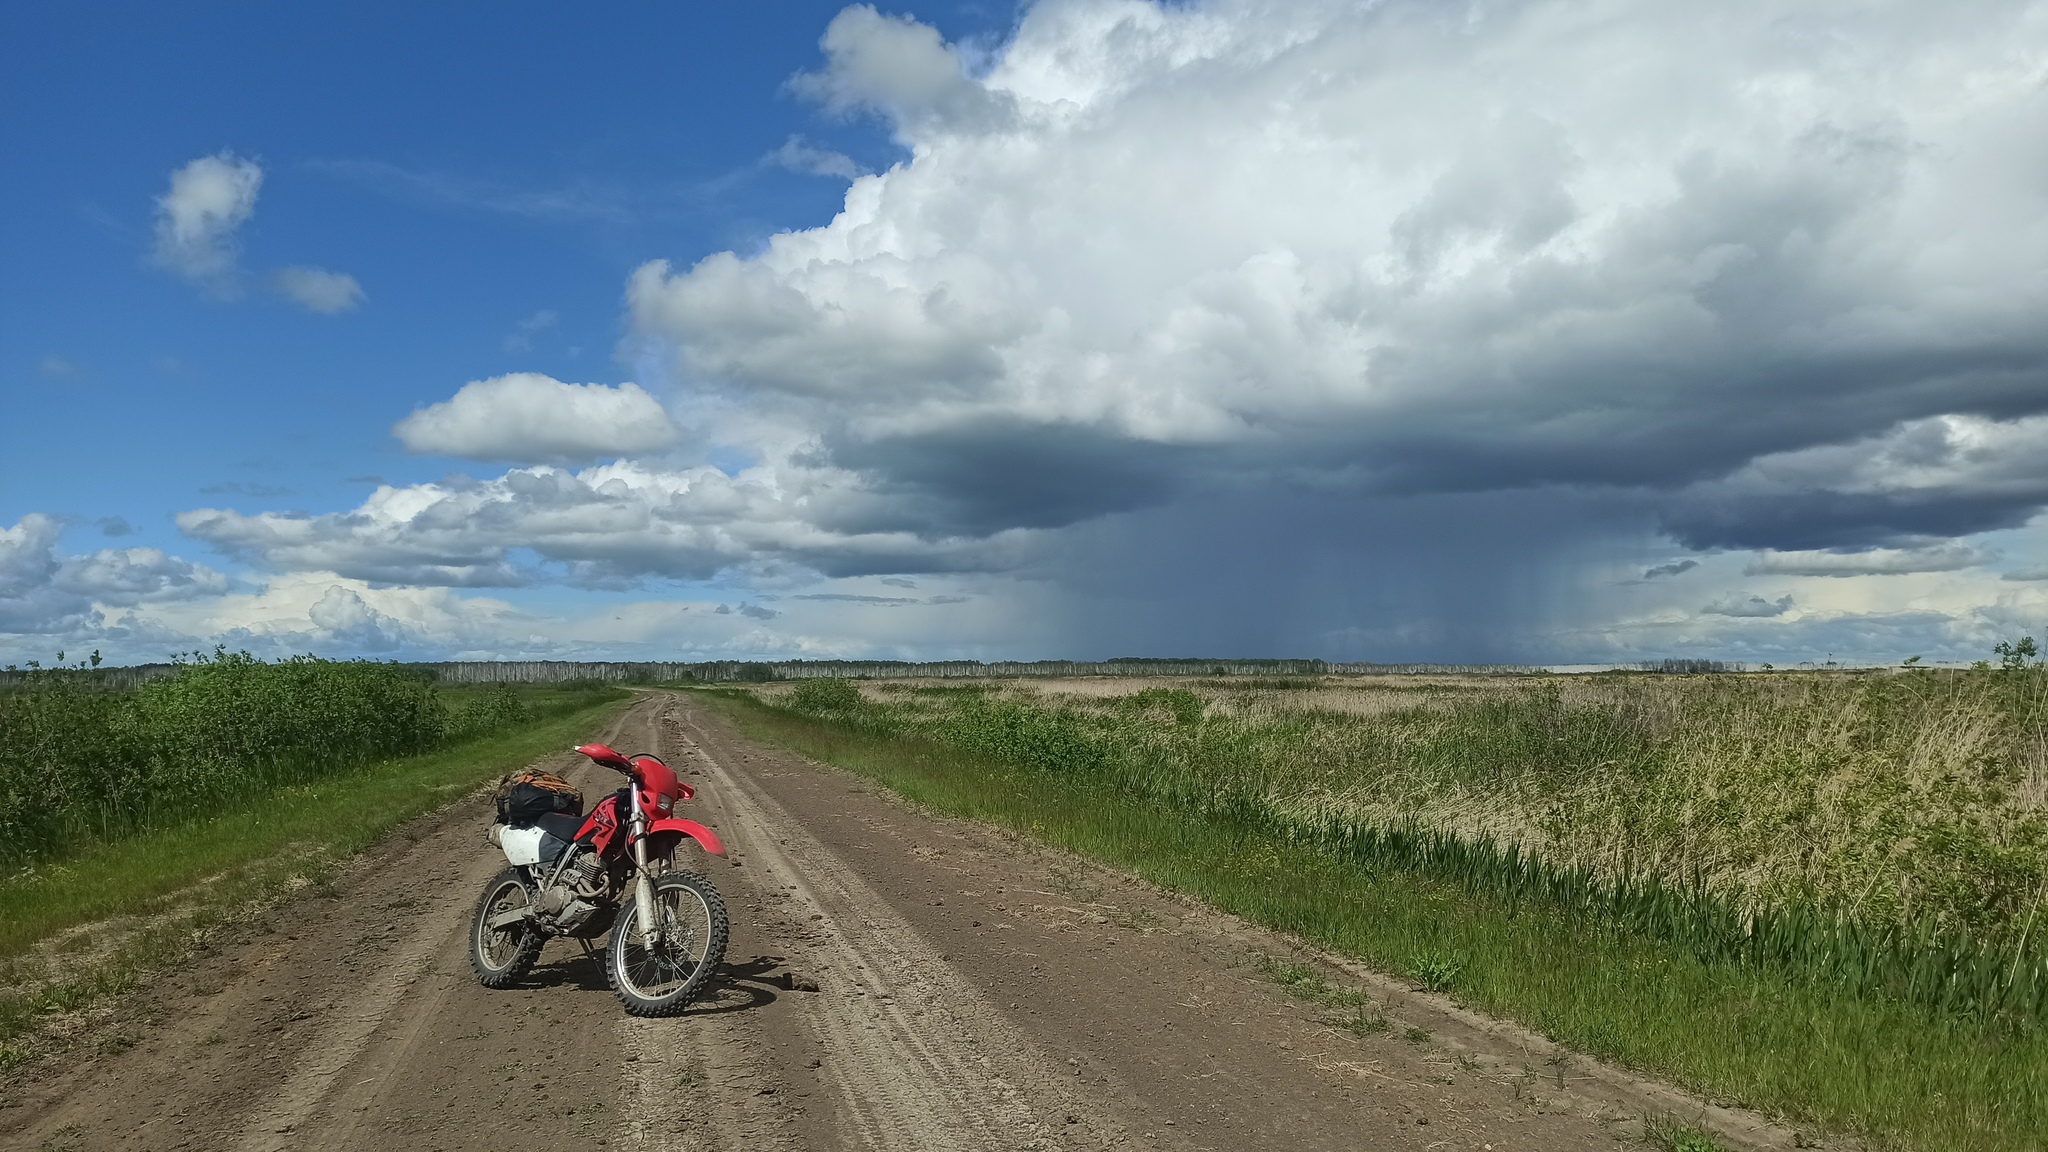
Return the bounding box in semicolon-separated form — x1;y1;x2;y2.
513;949;797;1018
680;954;790;1017
524;945;612;993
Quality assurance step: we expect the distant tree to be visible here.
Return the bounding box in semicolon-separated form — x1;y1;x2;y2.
1993;636;2040;671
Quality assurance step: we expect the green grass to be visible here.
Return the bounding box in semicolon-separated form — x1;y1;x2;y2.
4;652;488;861
1645;1119;1733;1152
0;689;632;1057
707;688;2048;1152
779;673;2048;1027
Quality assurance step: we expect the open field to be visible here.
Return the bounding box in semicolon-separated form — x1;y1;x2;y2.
11;668;2040;1150
726;670;2048;1151
0;692;1721;1152
755;671;2048;955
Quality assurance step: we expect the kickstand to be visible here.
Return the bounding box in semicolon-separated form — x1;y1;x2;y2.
577;938;597;962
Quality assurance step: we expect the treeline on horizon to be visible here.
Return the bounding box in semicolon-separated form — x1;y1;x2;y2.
3;654;1771;690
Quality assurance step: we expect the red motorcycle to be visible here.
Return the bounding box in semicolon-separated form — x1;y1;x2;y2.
469;743;730;1016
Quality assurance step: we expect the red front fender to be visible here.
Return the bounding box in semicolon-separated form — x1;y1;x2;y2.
640;817;726;858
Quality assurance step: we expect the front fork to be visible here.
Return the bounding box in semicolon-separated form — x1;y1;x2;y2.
628;781;660;944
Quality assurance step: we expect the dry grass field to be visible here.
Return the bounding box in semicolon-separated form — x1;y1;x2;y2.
735;668;2048;1150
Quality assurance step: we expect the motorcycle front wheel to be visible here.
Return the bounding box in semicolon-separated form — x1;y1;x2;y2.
606;871;728;1017
470;867;543;988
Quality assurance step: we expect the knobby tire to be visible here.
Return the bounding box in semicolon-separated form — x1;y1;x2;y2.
606;871;729;1017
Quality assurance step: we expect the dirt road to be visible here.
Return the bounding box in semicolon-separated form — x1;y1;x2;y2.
1;692;1738;1151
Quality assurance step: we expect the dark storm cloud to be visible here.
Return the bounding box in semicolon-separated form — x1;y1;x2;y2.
1027;487;1649;664
823;423;1197;537
1643;560;1698;579
1661;490;2044;552
1661;414;2048;552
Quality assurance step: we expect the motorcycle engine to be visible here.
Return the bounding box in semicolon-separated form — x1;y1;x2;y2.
534;853;608;934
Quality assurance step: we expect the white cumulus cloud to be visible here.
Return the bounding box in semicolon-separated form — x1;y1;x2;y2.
55;547;229;605
152;152;262;286
629;0;2048;547
786;5;1001;129
307;586;409;651
391;373;681;465
275;266;365;314
177;458;1039;587
770;137;863;180
0;515;76;634
0;515;230;638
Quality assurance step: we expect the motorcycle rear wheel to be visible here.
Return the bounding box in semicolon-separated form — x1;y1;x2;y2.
606;871;728;1017
470;867;543;988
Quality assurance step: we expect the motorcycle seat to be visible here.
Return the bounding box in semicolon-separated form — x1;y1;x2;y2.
525;811;586;845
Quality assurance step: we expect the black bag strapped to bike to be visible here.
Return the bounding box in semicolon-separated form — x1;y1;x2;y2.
493;770;584;826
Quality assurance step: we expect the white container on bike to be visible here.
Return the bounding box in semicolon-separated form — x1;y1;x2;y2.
493;825;548;866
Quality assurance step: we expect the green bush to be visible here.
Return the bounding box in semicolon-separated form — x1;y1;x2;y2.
788;678;865;714
450;684;528;736
0;652;569;866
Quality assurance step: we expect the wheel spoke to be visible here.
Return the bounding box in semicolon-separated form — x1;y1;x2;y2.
616;881;717;1000
470;869;544;988
478;881;529;969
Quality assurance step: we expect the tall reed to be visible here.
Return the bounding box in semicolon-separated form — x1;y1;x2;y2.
779;671;2048;1028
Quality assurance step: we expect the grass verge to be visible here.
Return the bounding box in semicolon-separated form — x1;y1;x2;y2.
0;691;632;1060
705;689;2047;1152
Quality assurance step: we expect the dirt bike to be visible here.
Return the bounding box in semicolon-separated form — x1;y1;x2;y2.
469;742;730;1016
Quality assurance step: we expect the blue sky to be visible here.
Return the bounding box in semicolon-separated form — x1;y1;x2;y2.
2;1;955;531
6;1;2048;668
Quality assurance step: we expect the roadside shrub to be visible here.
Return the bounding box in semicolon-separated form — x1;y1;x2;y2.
789;678;864;715
0;651;575;866
450;684;528;737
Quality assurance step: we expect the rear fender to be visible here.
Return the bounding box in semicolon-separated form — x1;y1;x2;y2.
640;817;726;860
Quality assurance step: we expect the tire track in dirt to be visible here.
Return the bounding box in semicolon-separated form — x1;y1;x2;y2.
216;702;649;1152
225;872;482;1151
609;698;807;1152
652;697;1125;1152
